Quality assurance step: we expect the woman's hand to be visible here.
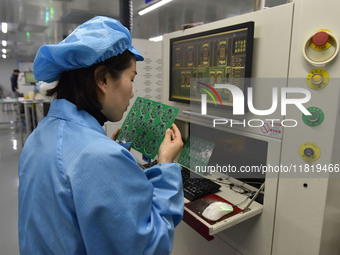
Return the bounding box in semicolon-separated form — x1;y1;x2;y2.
158;124;183;164
111;128;120;141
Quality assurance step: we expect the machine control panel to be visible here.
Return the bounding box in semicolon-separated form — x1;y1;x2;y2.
301;30;338;162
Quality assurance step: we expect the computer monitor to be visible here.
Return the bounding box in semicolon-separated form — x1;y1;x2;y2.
24;71;38;84
169;21;254;110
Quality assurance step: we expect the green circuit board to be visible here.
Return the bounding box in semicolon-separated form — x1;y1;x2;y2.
178;136;215;173
117;97;179;159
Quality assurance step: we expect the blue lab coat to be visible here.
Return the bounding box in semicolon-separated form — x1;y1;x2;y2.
18;99;184;255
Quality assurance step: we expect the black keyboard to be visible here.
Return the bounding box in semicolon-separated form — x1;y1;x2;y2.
181;167;221;201
140;160;159;170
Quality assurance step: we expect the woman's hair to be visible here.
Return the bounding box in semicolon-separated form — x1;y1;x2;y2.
46;50;135;115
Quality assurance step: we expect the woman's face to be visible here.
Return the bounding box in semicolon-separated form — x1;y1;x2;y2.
99;59;137;122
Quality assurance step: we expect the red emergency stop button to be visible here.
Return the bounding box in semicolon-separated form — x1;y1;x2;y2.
303;29;339;65
312;31;329;46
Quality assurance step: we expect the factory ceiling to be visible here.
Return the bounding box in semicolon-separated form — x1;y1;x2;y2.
0;0;287;60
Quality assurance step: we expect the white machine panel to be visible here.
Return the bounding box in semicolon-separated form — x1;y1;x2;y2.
273;0;340;254
167;4;295;255
165;1;340;254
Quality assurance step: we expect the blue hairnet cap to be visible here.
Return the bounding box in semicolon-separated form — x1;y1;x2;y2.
33;16;144;83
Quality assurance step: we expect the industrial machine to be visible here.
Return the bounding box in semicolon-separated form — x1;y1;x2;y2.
161;0;340;254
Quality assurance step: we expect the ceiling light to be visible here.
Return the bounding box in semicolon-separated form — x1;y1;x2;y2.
138;0;173;16
2;40;7;47
149;35;163;42
1;22;8;33
2;49;7;54
2;54;6;59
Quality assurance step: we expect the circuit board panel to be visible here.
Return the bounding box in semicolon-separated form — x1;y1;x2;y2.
117;97;179;159
178;136;215;173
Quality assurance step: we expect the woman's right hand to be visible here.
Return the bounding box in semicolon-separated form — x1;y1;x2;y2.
158;124;183;164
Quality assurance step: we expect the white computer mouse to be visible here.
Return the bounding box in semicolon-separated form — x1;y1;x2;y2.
202;201;234;221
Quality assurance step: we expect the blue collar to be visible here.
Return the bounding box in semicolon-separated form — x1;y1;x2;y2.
47;99;106;136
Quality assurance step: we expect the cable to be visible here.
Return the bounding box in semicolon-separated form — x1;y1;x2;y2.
205;176;255;195
233;192;255;207
229;183;253;195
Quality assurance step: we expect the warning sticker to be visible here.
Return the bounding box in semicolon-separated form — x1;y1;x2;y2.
260;120;283;139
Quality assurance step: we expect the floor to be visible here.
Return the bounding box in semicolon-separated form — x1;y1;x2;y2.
0;107;24;255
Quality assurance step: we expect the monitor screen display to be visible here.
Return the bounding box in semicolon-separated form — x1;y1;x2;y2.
169;21;254;109
24;72;38;84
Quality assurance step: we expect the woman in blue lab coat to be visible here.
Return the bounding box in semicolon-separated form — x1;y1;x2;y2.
18;16;184;255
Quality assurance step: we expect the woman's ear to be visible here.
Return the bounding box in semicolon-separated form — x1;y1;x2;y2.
94;65;107;94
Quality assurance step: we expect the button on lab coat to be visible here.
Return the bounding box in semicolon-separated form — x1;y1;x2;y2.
18;99;184;255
